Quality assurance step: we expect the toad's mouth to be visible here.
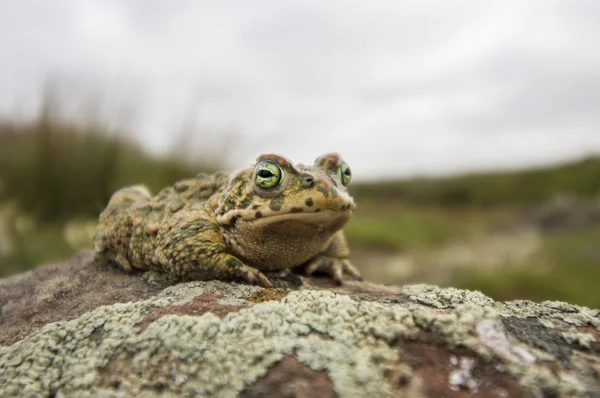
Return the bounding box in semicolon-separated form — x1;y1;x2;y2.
249;208;353;226
216;207;353;227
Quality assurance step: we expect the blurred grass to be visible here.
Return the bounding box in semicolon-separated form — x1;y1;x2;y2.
0;95;218;274
346;153;600;309
346;201;514;251
349;198;600;308
1;94;599;309
453;225;600;309
0;115;208;223
351;156;600;207
0;222;73;276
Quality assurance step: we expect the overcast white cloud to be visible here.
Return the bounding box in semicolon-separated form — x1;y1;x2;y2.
1;0;599;179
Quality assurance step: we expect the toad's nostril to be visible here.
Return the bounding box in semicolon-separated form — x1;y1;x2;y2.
300;174;315;188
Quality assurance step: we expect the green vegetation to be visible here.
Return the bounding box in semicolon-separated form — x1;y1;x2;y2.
346;202;513;251
0;116;206;223
0;220;74;276
0;102;214;274
454;225;600;309
352;156;600;207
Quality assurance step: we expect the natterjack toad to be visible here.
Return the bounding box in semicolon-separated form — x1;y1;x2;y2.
94;153;362;287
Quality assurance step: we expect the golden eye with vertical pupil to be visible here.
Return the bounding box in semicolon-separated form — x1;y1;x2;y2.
254;160;283;189
340;162;351;186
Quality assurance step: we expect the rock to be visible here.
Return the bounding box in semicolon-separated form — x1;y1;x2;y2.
0;251;599;397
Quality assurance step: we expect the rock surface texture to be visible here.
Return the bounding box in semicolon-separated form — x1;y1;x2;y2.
1;251;599;397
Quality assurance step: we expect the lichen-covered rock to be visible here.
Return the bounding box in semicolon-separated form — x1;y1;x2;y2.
1;251;599;397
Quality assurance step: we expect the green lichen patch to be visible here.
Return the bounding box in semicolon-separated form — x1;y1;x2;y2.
561;328;598;351
156;279;261;304
400;284;496;308
301;277;412;306
138;292;250;332
497;300;600;329
400;284;600;332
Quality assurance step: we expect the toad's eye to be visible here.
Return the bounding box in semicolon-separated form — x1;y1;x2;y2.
254;160;283;189
340;162;351;186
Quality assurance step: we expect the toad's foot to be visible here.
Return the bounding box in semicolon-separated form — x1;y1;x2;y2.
181;255;273;289
304;255;363;285
234;263;273;288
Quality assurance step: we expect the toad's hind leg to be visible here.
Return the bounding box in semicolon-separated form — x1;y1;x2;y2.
155;209;273;288
94;184;153;269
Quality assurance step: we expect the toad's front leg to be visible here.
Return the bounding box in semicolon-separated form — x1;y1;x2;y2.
155;209;273;288
304;231;362;284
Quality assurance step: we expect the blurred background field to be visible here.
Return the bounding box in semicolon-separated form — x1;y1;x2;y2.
1;103;599;308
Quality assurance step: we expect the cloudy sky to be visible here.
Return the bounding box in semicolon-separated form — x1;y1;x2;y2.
1;1;599;179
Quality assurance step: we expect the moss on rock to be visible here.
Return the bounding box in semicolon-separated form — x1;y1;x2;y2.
0;256;599;397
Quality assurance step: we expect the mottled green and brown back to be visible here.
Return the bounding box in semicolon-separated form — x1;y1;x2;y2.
94;173;227;271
